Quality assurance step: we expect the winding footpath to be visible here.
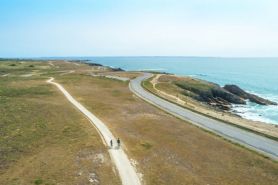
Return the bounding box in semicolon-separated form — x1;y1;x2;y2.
47;78;141;185
130;73;278;160
91;73;130;81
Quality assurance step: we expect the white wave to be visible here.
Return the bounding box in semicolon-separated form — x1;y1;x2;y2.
231;101;278;125
187;74;198;77
245;90;278;103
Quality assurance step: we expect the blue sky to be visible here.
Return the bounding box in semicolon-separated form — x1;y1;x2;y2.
0;0;277;57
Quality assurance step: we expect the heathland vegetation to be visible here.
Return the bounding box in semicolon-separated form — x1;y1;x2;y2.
0;60;277;185
0;61;120;185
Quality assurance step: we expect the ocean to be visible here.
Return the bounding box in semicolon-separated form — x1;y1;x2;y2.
84;57;278;125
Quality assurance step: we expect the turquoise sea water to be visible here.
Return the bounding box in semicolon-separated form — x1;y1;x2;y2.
85;57;278;125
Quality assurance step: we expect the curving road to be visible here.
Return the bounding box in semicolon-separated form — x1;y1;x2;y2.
129;73;278;160
47;78;141;185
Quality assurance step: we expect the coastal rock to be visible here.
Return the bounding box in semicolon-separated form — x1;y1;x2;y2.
111;67;124;71
176;81;246;111
224;85;277;105
176;83;244;104
211;87;246;104
174;78;277;112
83;62;124;71
85;62;103;66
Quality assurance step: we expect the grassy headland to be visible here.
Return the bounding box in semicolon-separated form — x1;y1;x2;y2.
56;66;277;185
1;60;277;185
143;74;278;139
0;60;120;185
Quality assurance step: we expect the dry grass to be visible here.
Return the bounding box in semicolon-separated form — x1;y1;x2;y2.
57;73;278;185
0;61;120;185
98;71;142;79
146;74;278;139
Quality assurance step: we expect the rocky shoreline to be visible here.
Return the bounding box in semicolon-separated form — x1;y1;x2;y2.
66;60;125;72
175;79;277;111
70;60;277;113
83;61;124;71
223;85;277;105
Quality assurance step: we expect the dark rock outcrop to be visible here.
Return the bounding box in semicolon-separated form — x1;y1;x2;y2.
197;87;246;110
111;67;124;72
85;62;103;66
211;87;246;104
175;80;277;111
224;85;277;105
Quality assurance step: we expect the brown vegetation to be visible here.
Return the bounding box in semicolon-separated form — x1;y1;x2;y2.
1;60;277;185
57;72;278;185
0;61;120;185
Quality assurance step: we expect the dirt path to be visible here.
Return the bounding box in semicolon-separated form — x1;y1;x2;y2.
151;74;186;105
91;73;130;81
59;70;75;76
1;73;9;77
47;78;142;185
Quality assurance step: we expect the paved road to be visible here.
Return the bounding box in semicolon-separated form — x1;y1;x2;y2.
129;73;278;160
47;78;141;185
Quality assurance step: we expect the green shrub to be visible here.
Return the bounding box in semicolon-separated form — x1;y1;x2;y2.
140;141;152;149
34;178;43;185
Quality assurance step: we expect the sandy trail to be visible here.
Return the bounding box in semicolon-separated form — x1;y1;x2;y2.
21;73;34;77
91;73;130;81
59;70;75;76
47;78;141;185
151;74;185;105
48;61;60;68
48;61;55;67
1;73;9;77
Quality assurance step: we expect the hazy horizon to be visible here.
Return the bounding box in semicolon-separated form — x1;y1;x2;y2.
1;0;278;57
2;56;278;59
